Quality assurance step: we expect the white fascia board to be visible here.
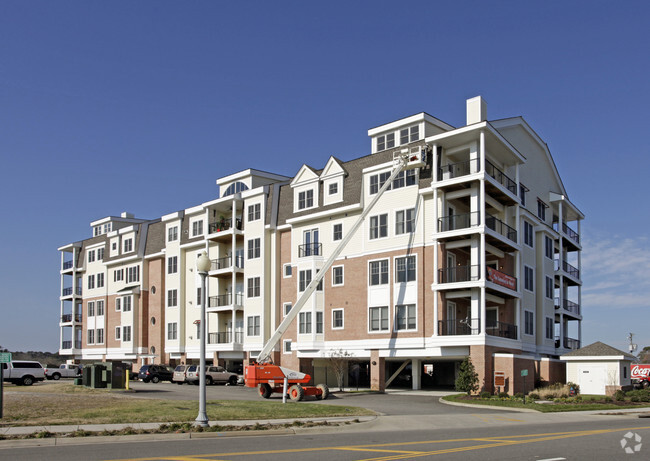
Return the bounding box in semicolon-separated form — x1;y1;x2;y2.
162;211;184;222
184;204;204;215
560;355;629;361
425;121;489;142
86;242;106;249
144;251;164;260
118;225;138;235
493;352;541;360
286;203;362;225
418;187;433;195
549;192;585;220
180;240;205;250
277;224;291;231
368;112;454;136
104;255;139;266
58;242;81;251
240;185;267;200
362;161;393;174
216;168;291;186
90;216;148;227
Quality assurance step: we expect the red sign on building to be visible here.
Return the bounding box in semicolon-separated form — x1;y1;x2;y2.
487;267;517;291
631;364;650;379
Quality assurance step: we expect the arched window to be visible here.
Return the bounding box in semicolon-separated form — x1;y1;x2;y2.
223;181;249;197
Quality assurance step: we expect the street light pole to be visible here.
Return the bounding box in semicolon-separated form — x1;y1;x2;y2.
195;251;211;427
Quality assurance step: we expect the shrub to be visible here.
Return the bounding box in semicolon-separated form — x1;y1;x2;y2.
542;393;555;400
631;396;640;402
614;390;626;401
641;395;650;402
603;396;612;403
528;392;540;400
574;395;583;402
498;392;509;398
455;357;479;395
479;391;491;399
514;393;524;399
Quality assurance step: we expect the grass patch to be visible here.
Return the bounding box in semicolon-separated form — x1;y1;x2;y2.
1;383;373;427
443;393;650;413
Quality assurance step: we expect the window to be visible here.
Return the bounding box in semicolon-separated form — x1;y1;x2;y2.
247;316;260;336
283;264;292;277
369;306;389;332
196;322;201;340
115;326;121;341
167;322;178;340
524;311;534;335
332;309;344;329
196;287;202;305
316;311;323;334
400;125;419;144
97;248;104;260
123;296;132;312
376;133;395;151
112;242;117;251
96;300;104;316
97;328;104;344
223;181;249;197
328;182;338;195
299;270;311;292
123;238;133;253
97;273;104;288
395;208;415;234
283;302;292;316
392;170;416;189
370;214;388;239
545;318;554;339
168;289;178;307
123;326;132;342
524;266;534;291
247;238;260;259
192;220;203;237
519;184;528;206
88;301;95;317
247;277;260;298
115;298;121;311
395;304;416;331
87;329;94;345
369;172;391;194
168;226;178;242
333;223;342;241
299;312;312;334
114;269;124;282
168;256;178;274
537;199;547;221
88;250;95;263
298;190;314;210
332;266;344;286
283;340;292;353
248;203;261;222
127;265;139;283
545;276;554;299
88;275;95;289
369;260;389;285
396;256;416;283
545;236;554;259
524;221;534;247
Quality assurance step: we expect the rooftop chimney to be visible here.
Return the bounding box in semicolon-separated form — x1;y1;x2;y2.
466;96;487;125
121;212;135;219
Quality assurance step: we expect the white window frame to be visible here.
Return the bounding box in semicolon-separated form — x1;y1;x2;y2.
332;308;344;329
395;208;415;235
369;213;388;240
545;276;554;299
298;189;315;210
332;223;343;241
545;317;554;340
248;203;261;222
167;226;178;242
96;300;104;316
369;306;390;333
88;250;95;263
524;310;534;336
97;273;104;288
298;312;312;334
394;304;417;331
87;301;95;317
247;238;261;259
283;302;292;317
167;322;178;340
247;315;260;336
283;339;292;354
122;295;132;312
395;255;417;283
283;263;292;278
523;221;534;247
115;298;121;311
96;328;104;345
328;182;338;195
123;238;133;253
524;266;534;292
115;326;121;341
369;258;389;286
87;329;94;345
247;277;260;298
168;256;178;274
123;325;132;342
192;219;204;237
545;236;554;259
332;265;344;286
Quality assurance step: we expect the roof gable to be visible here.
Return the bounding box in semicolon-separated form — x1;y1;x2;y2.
562;341;635;359
290;164;320;187
320;156;347;179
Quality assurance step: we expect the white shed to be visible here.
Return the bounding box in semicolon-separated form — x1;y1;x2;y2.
561;341;635;395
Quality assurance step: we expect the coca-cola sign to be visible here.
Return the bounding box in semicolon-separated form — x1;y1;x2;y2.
631;364;650;379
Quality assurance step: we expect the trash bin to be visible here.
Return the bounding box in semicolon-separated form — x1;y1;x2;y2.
74;377;82;385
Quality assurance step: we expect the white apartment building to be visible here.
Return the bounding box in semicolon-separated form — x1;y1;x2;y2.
58;97;583;393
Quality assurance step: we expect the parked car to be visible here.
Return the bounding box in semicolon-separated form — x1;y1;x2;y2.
2;361;45;386
137;364;174;383
186;365;239;385
44;364;81;380
172;365;190;384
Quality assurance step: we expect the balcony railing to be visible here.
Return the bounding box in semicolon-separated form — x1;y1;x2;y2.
210;255;244;271
555;298;580;315
485;160;517;194
438;212;479;232
562;222;580;244
61;314;82;323
208;217;242;234
207;331;243;344
486;321;518;340
62;287;82;296
438;265;480;283
556;337;580;350
485;214;517;242
298;243;322;257
62;261;73;270
438;318;480;336
61;340;72;349
437;159;479;181
208;293;243;308
557;260;580;279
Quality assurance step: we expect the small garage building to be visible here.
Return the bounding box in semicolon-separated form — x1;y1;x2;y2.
561;341;635;395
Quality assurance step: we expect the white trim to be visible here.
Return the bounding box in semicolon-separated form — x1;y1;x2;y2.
332;308;344;330
286;203;361;225
331;265;344;287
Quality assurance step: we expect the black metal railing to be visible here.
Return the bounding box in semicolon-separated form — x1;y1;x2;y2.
438;318;480;336
298;242;322;257
208;217;243;234
485;159;517;194
564;299;580;315
438;265;480;283
485;213;517;242
207;331;244;344
62;287;82;296
563;222;580;244
557;260;580;279
61;314;83;323
208;293;243;308
438;212;479;232
486;321;518;340
555;337;581;350
437;159;479;181
61;340;72;349
63;261;73;270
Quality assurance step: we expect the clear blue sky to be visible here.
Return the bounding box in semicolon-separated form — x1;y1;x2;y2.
1;1;648;354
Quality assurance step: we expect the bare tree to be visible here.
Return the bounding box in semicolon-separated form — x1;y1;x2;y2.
326;349;353;391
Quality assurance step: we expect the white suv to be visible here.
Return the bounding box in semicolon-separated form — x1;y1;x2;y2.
186;365;239;385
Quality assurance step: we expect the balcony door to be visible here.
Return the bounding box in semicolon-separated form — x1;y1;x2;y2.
447;301;456;334
447;252;456;282
304;229;319;256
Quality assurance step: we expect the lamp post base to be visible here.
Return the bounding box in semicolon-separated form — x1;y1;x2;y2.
195;414;209;427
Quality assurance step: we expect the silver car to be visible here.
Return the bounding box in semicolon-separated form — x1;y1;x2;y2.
172;365;190;385
186;365;239;385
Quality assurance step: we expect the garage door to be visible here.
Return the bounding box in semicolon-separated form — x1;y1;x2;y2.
577;365;607;395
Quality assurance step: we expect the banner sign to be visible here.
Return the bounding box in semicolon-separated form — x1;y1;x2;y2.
631;364;650;379
487;267;517;291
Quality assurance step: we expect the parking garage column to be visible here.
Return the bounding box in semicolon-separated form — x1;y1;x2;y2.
411;358;421;390
370;350;385;391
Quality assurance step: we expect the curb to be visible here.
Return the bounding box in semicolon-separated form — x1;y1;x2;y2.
438;396;540;413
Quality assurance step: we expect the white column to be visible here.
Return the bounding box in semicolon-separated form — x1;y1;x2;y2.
411;358;421;390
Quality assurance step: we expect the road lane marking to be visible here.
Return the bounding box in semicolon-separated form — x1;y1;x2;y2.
334;447;426;454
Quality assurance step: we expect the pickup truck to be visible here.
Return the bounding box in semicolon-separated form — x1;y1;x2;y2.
44;364;81;380
1;361;46;386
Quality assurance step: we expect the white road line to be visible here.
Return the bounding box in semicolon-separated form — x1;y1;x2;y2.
537;458;566;461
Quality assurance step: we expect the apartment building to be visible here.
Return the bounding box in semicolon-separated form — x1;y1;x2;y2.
58;97;583;393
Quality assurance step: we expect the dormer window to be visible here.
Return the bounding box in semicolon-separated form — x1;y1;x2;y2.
298;190;314;210
329;183;338;195
377;133;395;152
192;220;204;237
123;238;133;253
400;126;419;145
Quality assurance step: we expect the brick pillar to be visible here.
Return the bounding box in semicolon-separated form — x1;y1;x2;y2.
370;350;385;391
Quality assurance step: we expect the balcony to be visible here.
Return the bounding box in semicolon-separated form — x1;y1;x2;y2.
438;318;480;336
61;313;82;323
62;287;82;297
555;298;580;316
61;340;81;350
556;337;580;350
210;255;244;272
485;160;517;194
208;331;243;344
437;159;479;181
438;265;479;284
557;260;580;280
438;212;479;232
208;293;243;308
485;214;517;243
208;217;242;234
486;321;517;340
298;243;322;257
62;261;74;270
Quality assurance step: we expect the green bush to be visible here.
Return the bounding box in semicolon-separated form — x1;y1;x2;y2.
603;396;612;403
641;395;650;402
614;390;626;401
498;392;509;398
513;393;524;399
479;391;491;399
631;396;640;402
528;392;540;400
574;395;583;402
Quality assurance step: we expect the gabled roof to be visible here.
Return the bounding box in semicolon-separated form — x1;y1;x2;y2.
320;156;347;178
562;341;636;360
290;164;320;186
